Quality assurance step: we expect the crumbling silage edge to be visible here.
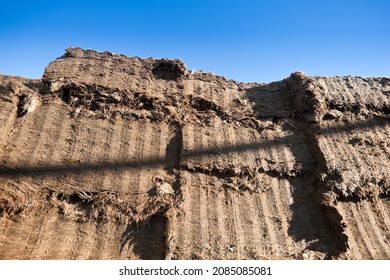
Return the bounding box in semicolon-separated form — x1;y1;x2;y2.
305;130;349;253
0;184;175;226
287;72;349;255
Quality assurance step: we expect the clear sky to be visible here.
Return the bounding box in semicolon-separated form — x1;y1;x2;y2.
1;0;389;82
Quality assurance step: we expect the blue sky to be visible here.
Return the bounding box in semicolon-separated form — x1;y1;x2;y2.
1;0;389;82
